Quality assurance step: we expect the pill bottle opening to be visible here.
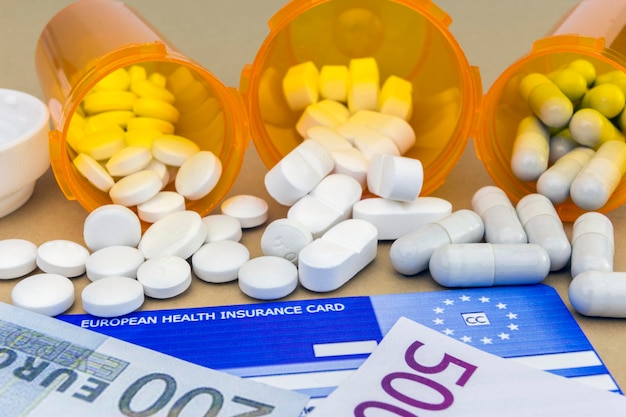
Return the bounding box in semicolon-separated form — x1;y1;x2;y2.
244;0;479;196
478;35;626;221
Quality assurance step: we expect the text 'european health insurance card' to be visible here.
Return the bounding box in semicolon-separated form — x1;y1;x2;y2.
60;284;621;412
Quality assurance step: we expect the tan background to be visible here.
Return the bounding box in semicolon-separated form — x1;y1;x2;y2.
2;0;626;391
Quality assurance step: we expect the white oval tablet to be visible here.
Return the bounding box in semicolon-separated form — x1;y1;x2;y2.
137;256;191;299
238;256;298;300
11;273;74;316
261;218;313;263
82;276;144;317
83;204;142;251
202;214;242;243
175;151;222;200
137;191;186;223
85;246;145;281
105;146;152;177
138;210;207;259
221;195;269;228
36;240;90;277
0;239;38;279
109;169;162;207
367;154;423;202
151;134;200;166
192;240;250;283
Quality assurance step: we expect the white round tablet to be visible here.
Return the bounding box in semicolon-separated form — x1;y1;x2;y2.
138;211;207;260
137;256;191;299
109;169;162;207
202;214;242;243
0;239;38;279
260;218;313;264
36;240;90;277
82;276;144;317
192;240;250;283
175;151;222;200
11;273;74;316
85;246;145;281
137;191;186;223
221;195;269;228
83;204;142;251
238;256;298;300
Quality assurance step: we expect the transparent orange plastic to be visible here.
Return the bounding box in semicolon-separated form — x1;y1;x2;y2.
241;0;482;196
477;0;626;221
35;0;249;221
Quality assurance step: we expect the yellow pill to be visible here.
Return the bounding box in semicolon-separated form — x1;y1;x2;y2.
127;117;175;134
283;61;320;112
73;153;115;192
148;72;167;88
174;80;211;113
125;128;163;148
76;129;126;161
131;79;175;104
132;97;180;124
596;70;626;96
378;75;413;121
83;117;125;136
527;81;573;128
85;110;135;131
347;57;380;112
567;59;596;87
519;73;551;101
128;65;147;83
92;68;131;92
66;113;86;152
548;68;587;101
581;83;626;119
83;90;137;115
167;66;196;95
257;67;292;127
319;65;350;102
569;108;623;148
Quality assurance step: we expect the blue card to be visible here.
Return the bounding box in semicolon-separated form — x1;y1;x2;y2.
59;284;620;404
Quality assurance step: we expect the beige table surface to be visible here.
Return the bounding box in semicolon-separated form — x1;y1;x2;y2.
2;0;626;393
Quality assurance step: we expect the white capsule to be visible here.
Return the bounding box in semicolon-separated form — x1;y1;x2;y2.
298;219;377;292
430;243;550;287
367;154;423;202
288;174;362;237
570;140;626;210
390;209;484;276
510;116;550;181
536;147;594;204
352;197;452;241
471;186;526;244
516;194;571;271
549;129;578;164
569;271;626;317
570;212;614;278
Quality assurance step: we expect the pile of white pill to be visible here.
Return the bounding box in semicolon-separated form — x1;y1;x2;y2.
511;59;626;211
69;65;222;223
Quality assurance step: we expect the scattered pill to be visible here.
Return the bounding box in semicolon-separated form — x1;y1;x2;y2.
353;197;452;241
288;174;362;237
570;212;614;278
536;147;594;204
138;210;207;260
299;219;377;292
390;209;484;276
137;191;186;223
569;271;626;318
83;204;142;251
85;245;145;281
239;256;298;300
137;255;192;299
221;195;269;228
11;273;74;316
510;115;550;181
202;214;242;243
105;145;152;177
109;169;163;207
367;154;423;202
192;240;250;283
471;186;527;244
82;276;144;317
0;239;38;279
430;243;550;287
569;108;622;148
283;61;319;111
36;240;90;278
516;193;571;271
570;140;626;210
264;140;334;206
261;218;313;264
151;134;201;166
175;151;222;200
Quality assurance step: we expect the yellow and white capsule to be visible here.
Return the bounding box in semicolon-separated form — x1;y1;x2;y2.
595;70;626;96
527;81;573;128
581;83;625;119
537;146;594;204
549;128;578;163
519;73;552;101
570;139;626;210
282;61;320;112
510;115;550;181
567;59;596;87
569;108;623;149
548;68;587;101
378;75;413;121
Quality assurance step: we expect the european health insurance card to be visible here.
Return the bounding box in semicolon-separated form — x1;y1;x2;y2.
60;284;621;410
